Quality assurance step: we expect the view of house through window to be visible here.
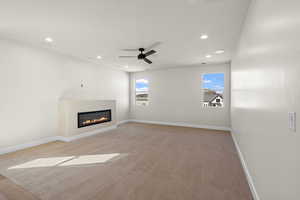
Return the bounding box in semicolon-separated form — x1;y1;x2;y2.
135;78;149;106
202;73;224;107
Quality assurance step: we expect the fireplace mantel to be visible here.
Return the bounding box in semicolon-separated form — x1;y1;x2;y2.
58;100;116;138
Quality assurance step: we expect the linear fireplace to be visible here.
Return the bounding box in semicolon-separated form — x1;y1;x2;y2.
78;109;112;128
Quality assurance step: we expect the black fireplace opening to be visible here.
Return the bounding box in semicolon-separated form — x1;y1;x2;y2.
78;109;111;128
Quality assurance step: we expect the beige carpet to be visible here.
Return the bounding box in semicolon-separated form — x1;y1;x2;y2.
0;122;252;200
0;174;40;200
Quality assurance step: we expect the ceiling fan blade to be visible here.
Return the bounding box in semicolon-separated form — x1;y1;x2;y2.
144;50;156;57
143;58;152;64
145;42;162;51
121;49;139;51
119;56;136;58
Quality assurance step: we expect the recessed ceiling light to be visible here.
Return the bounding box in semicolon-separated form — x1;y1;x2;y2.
200;34;208;40
215;50;225;54
124;65;129;69
96;56;102;59
205;54;212;58
45;37;53;43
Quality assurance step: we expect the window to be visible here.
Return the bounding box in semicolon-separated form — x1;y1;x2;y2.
135;78;149;106
202;73;224;108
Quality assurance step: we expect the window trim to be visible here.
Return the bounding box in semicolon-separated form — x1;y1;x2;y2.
201;72;225;109
135;78;149;106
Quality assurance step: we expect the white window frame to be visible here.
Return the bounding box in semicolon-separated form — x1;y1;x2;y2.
201;72;225;108
135;78;149;106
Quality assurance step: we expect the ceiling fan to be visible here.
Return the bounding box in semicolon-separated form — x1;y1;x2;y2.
119;42;161;64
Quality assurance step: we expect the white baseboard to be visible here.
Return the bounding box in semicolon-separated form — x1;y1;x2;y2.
0;124;119;155
231;132;260;200
129;119;231;131
117;120;131;126
0;136;61;155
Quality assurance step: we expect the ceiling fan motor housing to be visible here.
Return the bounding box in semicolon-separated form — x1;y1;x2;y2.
138;48;146;59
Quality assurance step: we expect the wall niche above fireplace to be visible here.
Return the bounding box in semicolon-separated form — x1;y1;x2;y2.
78;109;111;128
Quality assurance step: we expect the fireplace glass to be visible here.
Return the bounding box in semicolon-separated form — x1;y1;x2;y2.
78;110;111;128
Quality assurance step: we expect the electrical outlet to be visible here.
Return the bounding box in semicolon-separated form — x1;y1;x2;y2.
288;112;296;132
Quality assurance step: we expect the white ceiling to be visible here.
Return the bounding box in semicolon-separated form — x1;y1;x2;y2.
0;0;250;71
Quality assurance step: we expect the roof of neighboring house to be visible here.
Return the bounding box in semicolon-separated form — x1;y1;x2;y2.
136;93;148;97
203;91;223;103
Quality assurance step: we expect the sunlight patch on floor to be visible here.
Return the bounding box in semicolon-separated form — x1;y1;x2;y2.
8;153;121;169
60;153;120;166
8;156;74;169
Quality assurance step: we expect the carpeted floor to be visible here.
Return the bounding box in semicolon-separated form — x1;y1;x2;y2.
0;122;252;200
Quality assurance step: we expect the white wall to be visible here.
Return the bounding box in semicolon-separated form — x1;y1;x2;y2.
0;39;129;149
130;64;230;128
231;0;300;199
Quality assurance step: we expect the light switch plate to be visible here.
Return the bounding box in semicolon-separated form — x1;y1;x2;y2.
288;112;296;132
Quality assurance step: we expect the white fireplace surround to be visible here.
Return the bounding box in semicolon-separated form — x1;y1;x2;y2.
58;99;117;140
